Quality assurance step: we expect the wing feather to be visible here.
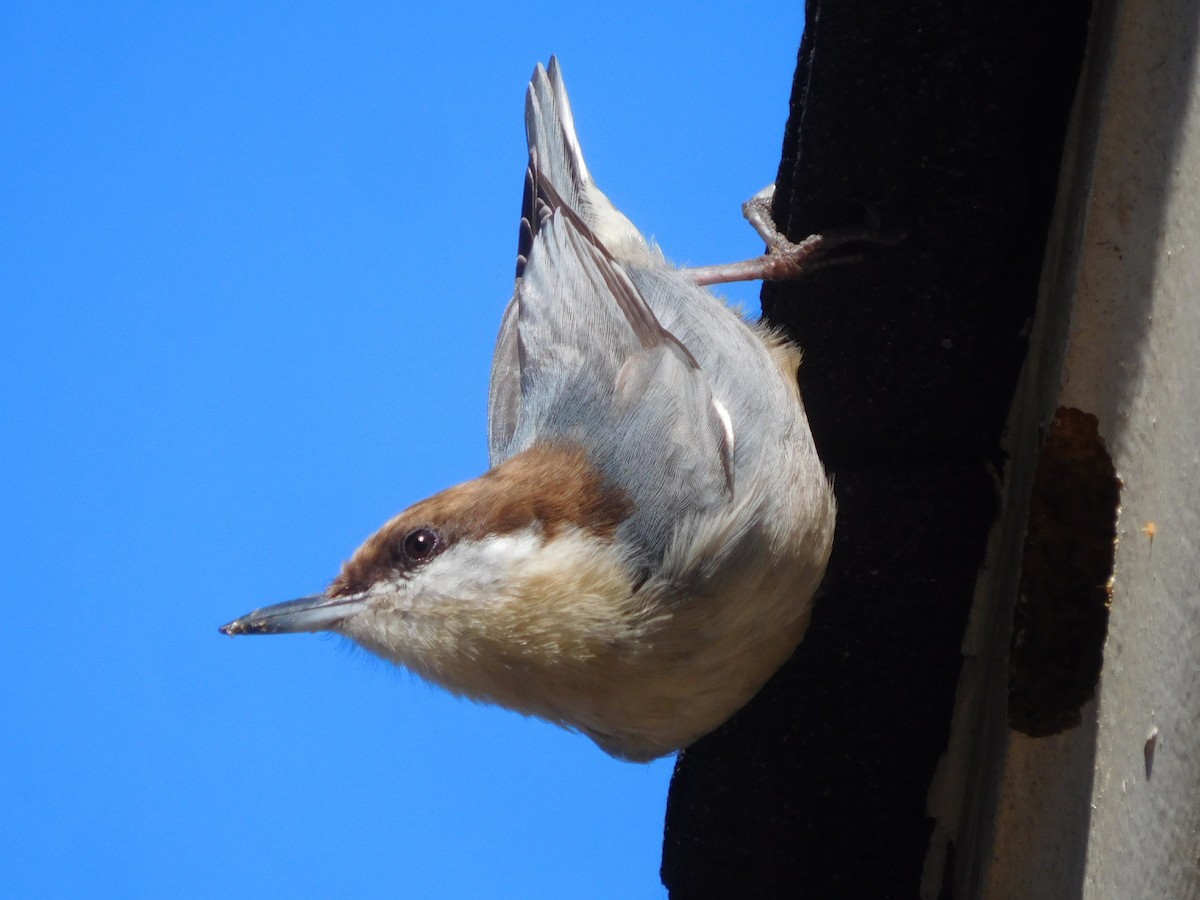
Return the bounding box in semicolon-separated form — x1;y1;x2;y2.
488;59;735;559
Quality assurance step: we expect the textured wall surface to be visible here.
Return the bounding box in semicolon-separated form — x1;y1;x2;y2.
661;0;1093;896
975;0;1200;895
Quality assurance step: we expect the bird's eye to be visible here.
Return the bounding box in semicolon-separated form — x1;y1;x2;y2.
401;527;441;564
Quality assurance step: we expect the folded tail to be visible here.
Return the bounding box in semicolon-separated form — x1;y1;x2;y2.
517;57;648;277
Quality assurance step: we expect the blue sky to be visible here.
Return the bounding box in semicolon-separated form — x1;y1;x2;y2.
1;3;803;897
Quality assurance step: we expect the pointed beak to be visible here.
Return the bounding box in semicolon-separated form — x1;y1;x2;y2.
219;590;370;636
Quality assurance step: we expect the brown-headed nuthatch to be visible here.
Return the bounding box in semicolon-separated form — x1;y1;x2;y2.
220;58;836;761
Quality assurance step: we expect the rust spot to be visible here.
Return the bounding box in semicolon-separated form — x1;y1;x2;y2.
1008;407;1119;737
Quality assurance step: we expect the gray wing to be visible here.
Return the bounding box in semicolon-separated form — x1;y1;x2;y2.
487;59;733;560
490;55;646;464
496;196;734;562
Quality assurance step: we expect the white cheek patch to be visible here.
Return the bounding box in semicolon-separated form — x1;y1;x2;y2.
414;531;547;608
343;532;548;662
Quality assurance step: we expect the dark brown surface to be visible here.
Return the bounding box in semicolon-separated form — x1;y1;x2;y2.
1008;407;1117;738
662;0;1093;896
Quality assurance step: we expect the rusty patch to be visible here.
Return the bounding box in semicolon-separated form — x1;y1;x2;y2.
1008;407;1119;737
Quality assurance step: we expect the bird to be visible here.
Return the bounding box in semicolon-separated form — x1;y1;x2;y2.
219;57;836;762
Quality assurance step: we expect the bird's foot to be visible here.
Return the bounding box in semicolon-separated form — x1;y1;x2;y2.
682;185;898;286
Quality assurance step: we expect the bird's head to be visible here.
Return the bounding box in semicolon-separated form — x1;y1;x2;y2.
220;442;662;722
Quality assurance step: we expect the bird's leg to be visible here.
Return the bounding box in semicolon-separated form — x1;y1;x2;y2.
681;185;888;286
